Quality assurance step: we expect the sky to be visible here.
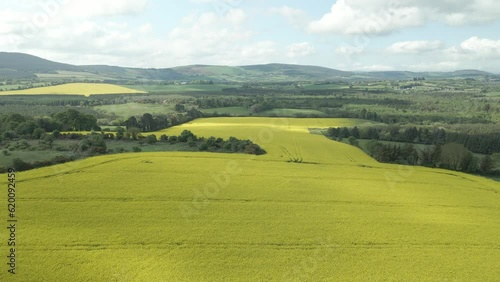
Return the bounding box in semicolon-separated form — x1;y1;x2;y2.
1;0;500;72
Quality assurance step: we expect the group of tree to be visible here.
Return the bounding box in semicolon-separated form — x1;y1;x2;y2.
155;130;266;155
1;129;266;173
366;140;500;175
6;155;76;173
327;126;500;154
123;109;204;133
0;110;100;142
361;140;497;175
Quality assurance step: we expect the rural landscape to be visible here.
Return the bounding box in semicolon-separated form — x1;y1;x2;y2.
0;51;499;281
3;3;500;282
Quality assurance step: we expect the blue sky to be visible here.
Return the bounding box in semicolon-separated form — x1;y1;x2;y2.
1;0;500;72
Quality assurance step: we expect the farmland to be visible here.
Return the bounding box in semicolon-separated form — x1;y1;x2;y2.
94;103;177;117
1;118;499;281
121;84;238;93
0;83;145;96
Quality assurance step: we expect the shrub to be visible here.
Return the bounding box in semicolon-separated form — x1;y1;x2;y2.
52;130;61;139
132;146;142;152
146;134;157;144
188;140;197;147
348;136;359;147
78;134;107;155
168;136;178;144
12;158;33;171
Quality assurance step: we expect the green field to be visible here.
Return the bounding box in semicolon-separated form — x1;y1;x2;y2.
0;83;47;91
302;84;350;90
0;83;145;96
121;84;237;93
259;108;327;117
0;149;74;167
35;71;115;80
486;92;500;97
1;118;499;281
199;107;327;117
94;103;176;117
200;107;251;115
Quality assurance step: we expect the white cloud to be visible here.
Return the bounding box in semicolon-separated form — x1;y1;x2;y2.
270;6;309;28
287;42;315;58
406;37;500;72
0;2;294;68
241;41;278;59
409;61;460;72
336;45;364;56
458;37;500;57
356;64;395;71
61;0;149;18
189;0;245;16
164;10;256;65
225;8;246;25
309;0;425;35
310;0;500;36
387;40;444;54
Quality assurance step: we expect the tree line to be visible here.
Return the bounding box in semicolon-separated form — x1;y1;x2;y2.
122;108;204;133
327;125;500;154
0;109;100;142
326;127;498;176
2;129;266;173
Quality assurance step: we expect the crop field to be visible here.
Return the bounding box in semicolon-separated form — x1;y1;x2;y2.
121;84;237;93
1;118;499;281
94;103;177;117
200;107;251;115
0;83;145;96
302;84;350;90
35;71;115;80
259;108;327;117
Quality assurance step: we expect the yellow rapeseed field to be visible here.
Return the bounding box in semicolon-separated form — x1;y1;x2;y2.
1;118;498;281
0;83;145;96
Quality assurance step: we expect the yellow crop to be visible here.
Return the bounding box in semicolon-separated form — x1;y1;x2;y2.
0;83;145;96
1;117;498;281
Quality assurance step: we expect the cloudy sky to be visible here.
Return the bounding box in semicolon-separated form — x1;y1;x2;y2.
1;0;500;72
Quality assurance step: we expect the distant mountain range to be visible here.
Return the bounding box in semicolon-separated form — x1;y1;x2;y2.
0;52;497;82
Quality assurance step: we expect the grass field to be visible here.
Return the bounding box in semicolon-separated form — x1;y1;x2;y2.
35;71;115;80
302;84;350;90
1;117;499;281
259;108;327;117
200;107;251;115
121;84;237;93
0;149;74;167
0;83;145;96
94;103;176;117
200;108;328;117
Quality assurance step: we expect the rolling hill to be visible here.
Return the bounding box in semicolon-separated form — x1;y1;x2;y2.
1;117;498;281
0;52;496;82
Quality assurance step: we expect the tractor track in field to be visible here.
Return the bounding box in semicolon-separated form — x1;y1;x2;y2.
22;242;500;251
18;196;500;211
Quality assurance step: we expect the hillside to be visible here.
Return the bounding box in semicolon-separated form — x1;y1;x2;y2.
358;70;494;80
1;118;498;281
0;52;78;79
0;52;496;82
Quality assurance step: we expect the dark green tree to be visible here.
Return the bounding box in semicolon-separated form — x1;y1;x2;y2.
480;155;496;174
